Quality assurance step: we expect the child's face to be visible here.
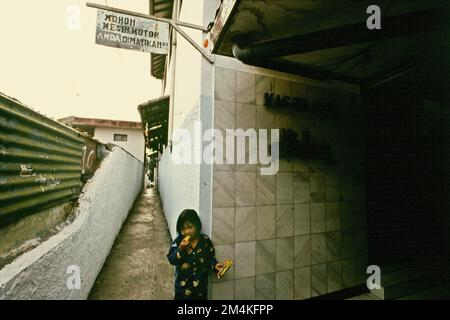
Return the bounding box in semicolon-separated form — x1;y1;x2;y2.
181;221;198;239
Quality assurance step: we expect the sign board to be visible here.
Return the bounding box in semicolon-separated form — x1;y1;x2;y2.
209;0;238;52
95;9;169;54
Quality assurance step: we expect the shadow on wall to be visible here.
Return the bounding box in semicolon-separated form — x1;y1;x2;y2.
364;68;450;267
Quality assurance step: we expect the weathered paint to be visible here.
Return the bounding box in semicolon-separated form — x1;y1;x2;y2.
0;147;144;299
0;93;99;227
208;0;239;53
95;9;170;54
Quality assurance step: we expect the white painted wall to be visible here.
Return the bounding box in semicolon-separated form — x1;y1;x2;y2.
158;103;201;240
164;0;214;131
0;147;144;299
94;127;145;163
198;0;220;242
158;0;219;240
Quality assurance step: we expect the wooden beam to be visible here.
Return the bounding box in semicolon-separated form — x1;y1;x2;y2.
233;7;448;61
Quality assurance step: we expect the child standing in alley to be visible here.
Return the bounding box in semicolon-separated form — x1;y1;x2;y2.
167;209;224;300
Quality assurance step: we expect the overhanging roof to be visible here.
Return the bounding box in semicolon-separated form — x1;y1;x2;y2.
149;0;174;79
210;0;448;85
59;116;141;129
138;95;170;153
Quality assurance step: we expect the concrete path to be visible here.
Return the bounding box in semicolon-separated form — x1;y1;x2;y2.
89;188;174;300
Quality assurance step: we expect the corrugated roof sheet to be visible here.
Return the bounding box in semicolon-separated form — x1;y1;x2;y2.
0;93;91;226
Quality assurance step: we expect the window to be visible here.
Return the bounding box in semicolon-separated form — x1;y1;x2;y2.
113;134;128;142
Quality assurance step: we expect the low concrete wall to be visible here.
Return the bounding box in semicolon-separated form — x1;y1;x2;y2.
0;147;144;299
0;202;74;269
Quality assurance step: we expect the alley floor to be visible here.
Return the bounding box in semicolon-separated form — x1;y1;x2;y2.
89;188;174;300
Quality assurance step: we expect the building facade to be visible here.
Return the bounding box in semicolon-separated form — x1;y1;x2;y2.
141;0;450;300
145;0;368;299
60;116;145;163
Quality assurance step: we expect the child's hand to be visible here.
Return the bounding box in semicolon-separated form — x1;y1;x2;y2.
214;263;224;272
179;237;190;251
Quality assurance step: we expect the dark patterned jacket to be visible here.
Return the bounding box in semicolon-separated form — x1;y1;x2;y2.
167;233;218;299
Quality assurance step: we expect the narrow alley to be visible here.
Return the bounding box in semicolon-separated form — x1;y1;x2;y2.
3;0;450;304
89;189;174;300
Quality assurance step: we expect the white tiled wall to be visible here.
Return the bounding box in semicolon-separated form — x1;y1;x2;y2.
211;65;367;300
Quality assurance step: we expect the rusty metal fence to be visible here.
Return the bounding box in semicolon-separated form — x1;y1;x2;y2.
0;93;101;227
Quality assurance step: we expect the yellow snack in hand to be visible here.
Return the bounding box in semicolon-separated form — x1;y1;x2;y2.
217;259;233;279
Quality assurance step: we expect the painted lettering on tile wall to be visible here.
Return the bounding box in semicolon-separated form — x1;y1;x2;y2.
264;93;309;111
264;92;337;117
